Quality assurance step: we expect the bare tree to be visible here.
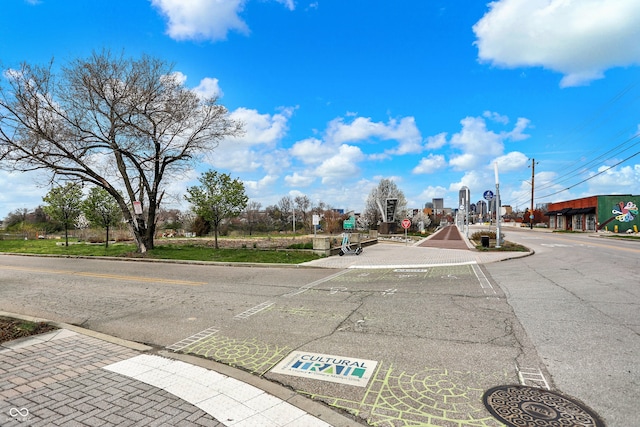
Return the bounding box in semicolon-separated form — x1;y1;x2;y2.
245;200;262;236
0;50;243;253
294;195;310;232
277;196;293;232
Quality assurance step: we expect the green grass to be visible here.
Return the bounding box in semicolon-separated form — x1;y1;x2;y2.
147;244;320;263
0;239;321;264
600;234;640;240
474;241;529;252
0;239;136;256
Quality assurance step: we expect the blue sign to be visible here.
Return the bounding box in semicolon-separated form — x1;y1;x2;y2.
483;190;494;201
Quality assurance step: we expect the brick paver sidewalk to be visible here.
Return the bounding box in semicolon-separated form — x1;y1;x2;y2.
0;330;223;426
0;328;348;427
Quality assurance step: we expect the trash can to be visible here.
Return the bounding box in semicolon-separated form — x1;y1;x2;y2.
481;235;490;248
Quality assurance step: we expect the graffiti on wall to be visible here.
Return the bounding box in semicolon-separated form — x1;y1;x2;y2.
612;201;638;223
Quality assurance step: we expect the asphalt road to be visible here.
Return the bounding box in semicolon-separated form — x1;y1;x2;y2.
0;251;541;426
1;229;637;426
485;227;640;427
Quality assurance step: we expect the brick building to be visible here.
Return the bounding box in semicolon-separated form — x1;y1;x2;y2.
546;195;640;232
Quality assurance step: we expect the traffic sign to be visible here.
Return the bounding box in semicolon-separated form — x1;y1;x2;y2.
483;190;494;201
401;219;411;229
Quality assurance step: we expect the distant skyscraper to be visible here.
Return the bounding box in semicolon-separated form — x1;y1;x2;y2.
458;187;470;211
477;200;487;219
432;198;444;214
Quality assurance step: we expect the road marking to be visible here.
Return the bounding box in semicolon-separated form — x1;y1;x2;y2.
0;265;206;286
234;301;274;319
471;264;497;296
516;365;550;390
382;288;397;296
329;287;348;294
166;327;220;352
282;270;350;297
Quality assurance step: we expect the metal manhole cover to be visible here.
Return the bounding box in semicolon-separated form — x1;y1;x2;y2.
483;385;605;427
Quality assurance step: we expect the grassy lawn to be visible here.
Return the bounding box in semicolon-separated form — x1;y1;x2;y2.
0;239;321;264
147;244;320;263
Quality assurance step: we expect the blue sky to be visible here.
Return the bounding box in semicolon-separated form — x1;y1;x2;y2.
1;0;640;219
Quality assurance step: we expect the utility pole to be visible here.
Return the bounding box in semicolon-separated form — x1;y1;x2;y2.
529;158;538;229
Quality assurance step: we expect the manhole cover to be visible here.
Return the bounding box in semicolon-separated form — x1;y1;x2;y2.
483;385;605;426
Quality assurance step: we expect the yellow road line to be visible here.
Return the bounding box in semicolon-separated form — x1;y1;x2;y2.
0;265;206;286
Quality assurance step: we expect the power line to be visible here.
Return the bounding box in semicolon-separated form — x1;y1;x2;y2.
510;78;640;209
536;148;640;200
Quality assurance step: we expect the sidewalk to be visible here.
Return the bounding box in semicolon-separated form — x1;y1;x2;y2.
301;226;531;269
0;318;358;427
0;228;530;427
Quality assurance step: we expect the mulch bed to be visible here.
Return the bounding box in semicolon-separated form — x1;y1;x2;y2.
0;316;57;344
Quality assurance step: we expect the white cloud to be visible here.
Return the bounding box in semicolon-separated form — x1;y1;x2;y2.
325;116;423;154
417;185;449;202
151;0;249;41
244;174;279;193
587;164;640;194
493;151;529;172
275;0;295;11
229;107;292;145
314;144;364;184
204;107;292;172
413;154;447;174
290;137;334;164
448;115;531;170
164;72;223;99
483;111;509;124
448;116;504;170
473;0;640;87
151;0;296;42
284;172;315;187
449;153;478;171
193;77;223;99
425;132;447;150
506;117;531;141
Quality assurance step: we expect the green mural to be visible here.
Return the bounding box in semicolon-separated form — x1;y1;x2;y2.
598;195;640;232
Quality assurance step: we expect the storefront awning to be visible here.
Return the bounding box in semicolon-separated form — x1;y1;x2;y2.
566;207;596;215
545;207;595;216
545;208;571;216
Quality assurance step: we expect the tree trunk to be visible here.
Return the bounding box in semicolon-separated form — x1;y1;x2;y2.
105;226;110;249
128;217;155;253
214;224;219;249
